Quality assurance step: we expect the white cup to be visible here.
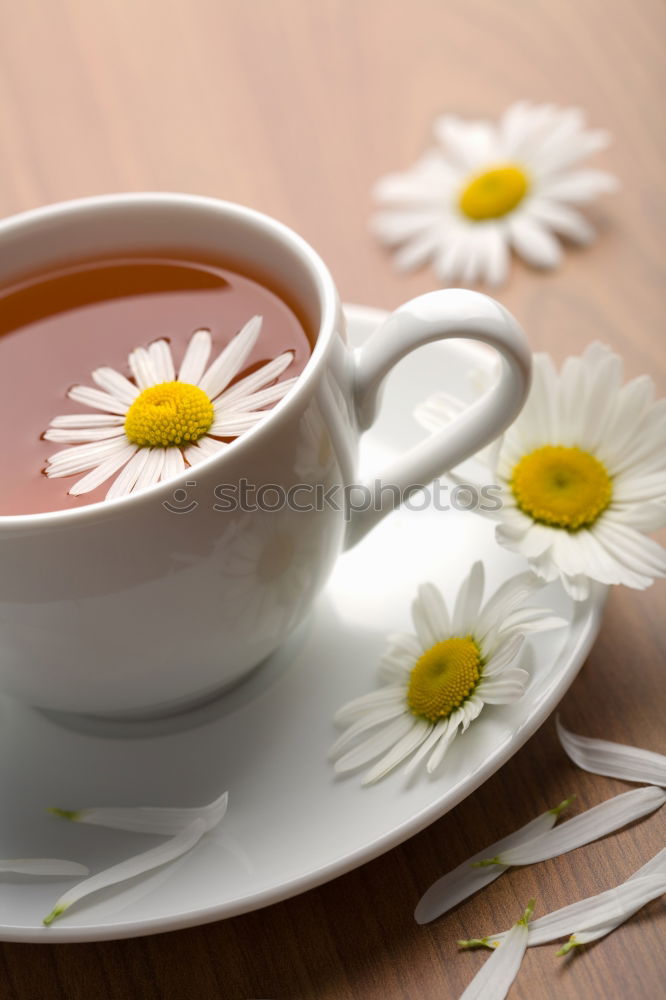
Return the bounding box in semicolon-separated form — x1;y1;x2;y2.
0;193;531;717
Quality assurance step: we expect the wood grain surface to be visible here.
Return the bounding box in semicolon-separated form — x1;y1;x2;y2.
1;1;664;997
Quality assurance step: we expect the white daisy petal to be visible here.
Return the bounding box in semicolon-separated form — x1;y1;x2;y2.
614;501;666;534
435;236;471;286
362;718;432;784
452;561;485;635
458;901;533;1000
477;668;529;705
188;436;227;459
483;787;665;867
499;608;567;636
465;850;666;952
148;340;175;382
373;150;459;205
46;438;133;476
161;446;186;482
482;226;510;287
328;704;412;759
383;631;423;661
333;715;416;774
434;116;499;171
539;168;619;203
105;448;152;500
558;858;666;953
334;686;407;725
183;442;211;468
49;413;125;428
133;448;167;493
405;723;452;776
413;582;452;644
557;718;666;786
415;798;572;923
475;572;541;639
426;710;465;772
526;199;595;245
508;214;562;269
68;385;129;416
393;229;443;272
177;329;212;385
215;376;297;417
128;346;159;389
592;520;666;584
0;859;89;876
69;443;138;495
49;791;229;835
92;367;140;404
208;413;265;437
372;210;440;247
42;818;207;925
219;353;295;405
199;315;263;399
44;427;128;443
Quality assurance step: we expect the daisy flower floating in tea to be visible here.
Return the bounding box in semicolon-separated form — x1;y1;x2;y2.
372;101;618;286
44;317;297;499
329;562;565;784
417;343;666;600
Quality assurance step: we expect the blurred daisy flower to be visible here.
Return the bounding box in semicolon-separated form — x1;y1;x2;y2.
417;344;666;601
372;101;617;286
329;562;564;785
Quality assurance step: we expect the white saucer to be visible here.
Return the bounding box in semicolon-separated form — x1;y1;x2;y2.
0;304;605;943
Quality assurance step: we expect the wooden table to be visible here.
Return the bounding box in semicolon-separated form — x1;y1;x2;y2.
1;1;664;997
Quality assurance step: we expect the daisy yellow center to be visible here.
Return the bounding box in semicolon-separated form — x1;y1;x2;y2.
459;165;529;221
511;445;612;530
124;381;214;448
407;637;481;723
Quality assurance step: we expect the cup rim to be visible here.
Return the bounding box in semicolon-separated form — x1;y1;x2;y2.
0;192;340;528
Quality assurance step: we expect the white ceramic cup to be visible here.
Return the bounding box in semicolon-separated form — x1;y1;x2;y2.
0;193;531;717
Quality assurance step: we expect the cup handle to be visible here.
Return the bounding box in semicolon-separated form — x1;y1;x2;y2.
344;289;532;548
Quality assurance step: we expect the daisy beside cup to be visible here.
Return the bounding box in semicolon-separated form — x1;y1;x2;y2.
417;342;666;601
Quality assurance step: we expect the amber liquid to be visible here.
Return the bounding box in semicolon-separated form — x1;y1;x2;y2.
0;256;312;515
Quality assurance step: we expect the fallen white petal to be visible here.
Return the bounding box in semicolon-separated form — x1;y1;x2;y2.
49;790;229;835
557;717;666;787
463;862;666;951
480;787;665;867
459;901;533;1000
43;818;206;925
0;859;89;876
549;874;666;949
414;798;573;923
